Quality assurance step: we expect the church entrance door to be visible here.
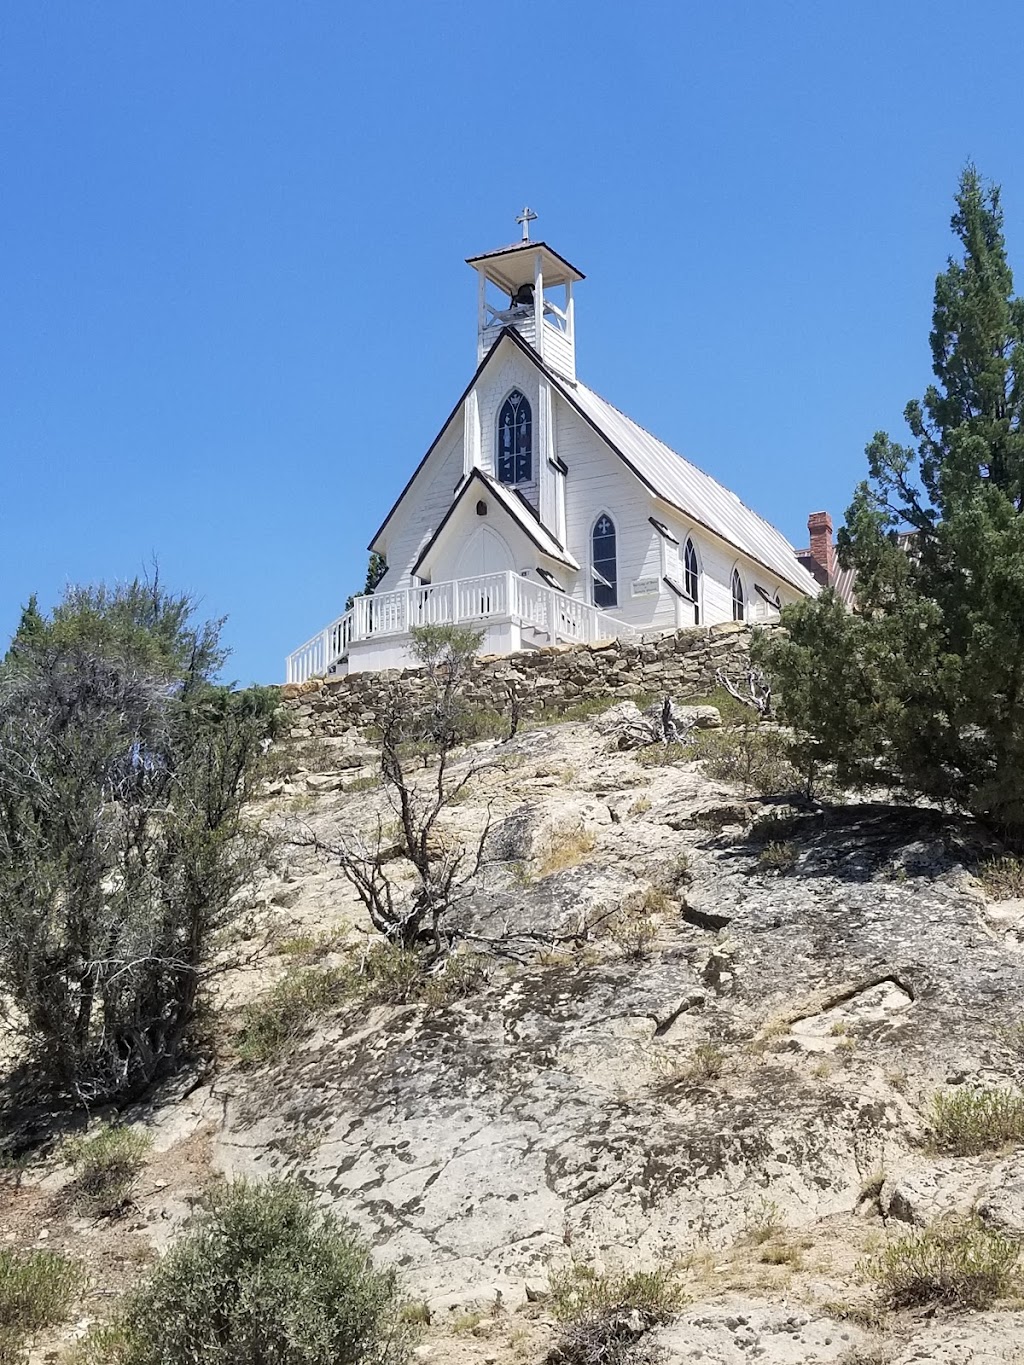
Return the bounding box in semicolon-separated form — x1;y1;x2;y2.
455;527;514;618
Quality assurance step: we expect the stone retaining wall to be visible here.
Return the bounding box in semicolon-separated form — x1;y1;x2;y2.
282;623;757;740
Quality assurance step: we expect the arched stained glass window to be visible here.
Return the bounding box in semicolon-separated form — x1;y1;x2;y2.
731;568;745;621
683;538;700;624
497;390;532;485
592;514;617;610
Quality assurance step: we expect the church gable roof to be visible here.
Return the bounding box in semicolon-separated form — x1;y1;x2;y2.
560;381;821;596
370;326;818;597
411;467;578;577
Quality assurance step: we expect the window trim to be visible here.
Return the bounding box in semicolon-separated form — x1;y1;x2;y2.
496;388;533;486
590;511;618;610
682;536;701;625
731;566;746;622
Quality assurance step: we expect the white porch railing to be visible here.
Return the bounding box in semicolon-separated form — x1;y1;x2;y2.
285;571;634;684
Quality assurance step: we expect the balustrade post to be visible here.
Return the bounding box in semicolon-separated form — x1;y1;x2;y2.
452;580;461;623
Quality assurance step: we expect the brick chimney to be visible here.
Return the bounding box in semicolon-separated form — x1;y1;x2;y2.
806;511;835;583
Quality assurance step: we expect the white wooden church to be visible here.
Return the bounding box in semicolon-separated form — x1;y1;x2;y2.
286;214;822;681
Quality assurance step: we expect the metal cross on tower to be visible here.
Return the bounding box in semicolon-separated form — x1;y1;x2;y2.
516;206;538;242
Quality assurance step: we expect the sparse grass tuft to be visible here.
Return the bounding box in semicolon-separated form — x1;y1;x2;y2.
450;1311;484;1333
758;840;799;874
64;1125;152;1217
658;1042;726;1093
758;1241;802;1268
355;943;486;1007
531;696;622;726
743;1197;784;1246
609;915;657;960
628;795;652;815
343;773;383;794
867;1218;1019;1309
0;1249;84;1363
399;1301;432;1327
976;854;1024;900
929;1086;1024;1156
236;967;349;1066
277;925;347;962
535;824;597;878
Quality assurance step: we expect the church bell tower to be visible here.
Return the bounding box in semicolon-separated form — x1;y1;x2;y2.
466;209;584;383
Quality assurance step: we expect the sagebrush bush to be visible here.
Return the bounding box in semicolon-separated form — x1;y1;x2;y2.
929;1086;1024;1156
868;1219;1019;1308
236;968;348;1066
78;1179;413;1365
355;942;485;1007
0;1249;83;1364
65;1125;152;1217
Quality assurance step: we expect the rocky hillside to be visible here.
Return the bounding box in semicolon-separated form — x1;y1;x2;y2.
5;700;1024;1363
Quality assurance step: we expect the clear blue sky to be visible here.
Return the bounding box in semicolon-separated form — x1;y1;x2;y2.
3;2;1023;684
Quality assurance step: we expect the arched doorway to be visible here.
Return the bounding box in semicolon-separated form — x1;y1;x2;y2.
455;526;515;578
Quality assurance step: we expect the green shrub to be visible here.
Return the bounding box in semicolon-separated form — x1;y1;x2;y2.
635;742;695;768
0;1249;83;1363
929;1087;1024;1156
65;1125;152;1217
867;1219;1019;1308
79;1179;413;1365
692;726;798;797
548;1262;683;1322
235;968;349;1066
355;943;485;1007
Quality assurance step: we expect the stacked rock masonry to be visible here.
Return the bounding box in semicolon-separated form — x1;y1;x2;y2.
281;623;756;739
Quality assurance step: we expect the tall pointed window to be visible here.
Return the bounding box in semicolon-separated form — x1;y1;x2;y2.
683;538;700;624
497;390;532;484
592;514;617;609
731;568;745;621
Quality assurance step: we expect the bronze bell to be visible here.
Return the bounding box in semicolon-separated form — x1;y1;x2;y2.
510;282;534;308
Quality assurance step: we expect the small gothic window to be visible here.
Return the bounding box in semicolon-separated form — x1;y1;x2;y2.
731;568;745;621
592;514;617;610
684;538;700;625
498;390;532;485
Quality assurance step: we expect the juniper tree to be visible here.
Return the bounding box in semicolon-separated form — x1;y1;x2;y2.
0;580;277;1102
757;166;1024;833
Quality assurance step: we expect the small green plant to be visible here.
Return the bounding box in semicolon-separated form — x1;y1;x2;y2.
976;855;1024;900
0;1249;83;1363
867;1218;1019;1308
929;1086;1024;1156
77;1179;414;1365
658;1042;725;1093
531;696;621;726
64;1125;152;1217
757;840;798;874
352;942;486;1008
235;967;349;1066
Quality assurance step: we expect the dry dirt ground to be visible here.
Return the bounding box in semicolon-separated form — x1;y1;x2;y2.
6;704;1024;1363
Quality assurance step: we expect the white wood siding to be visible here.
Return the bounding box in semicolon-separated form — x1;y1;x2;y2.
375;418;466;592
